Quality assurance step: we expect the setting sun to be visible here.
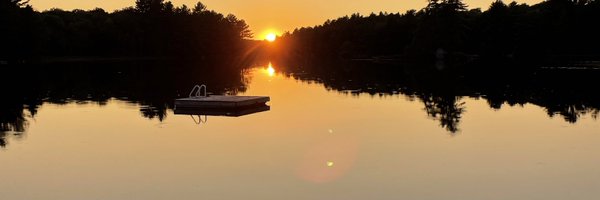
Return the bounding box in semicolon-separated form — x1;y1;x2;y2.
265;33;277;42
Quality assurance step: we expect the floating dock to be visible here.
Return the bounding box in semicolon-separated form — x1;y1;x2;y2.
174;85;270;116
175;95;270;109
174;105;270;117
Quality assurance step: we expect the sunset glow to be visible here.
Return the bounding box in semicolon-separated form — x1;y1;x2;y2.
265;33;277;42
28;0;545;36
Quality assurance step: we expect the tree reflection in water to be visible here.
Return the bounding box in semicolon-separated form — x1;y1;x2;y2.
0;103;30;147
272;58;600;134
0;60;250;147
421;94;465;134
2;59;600;147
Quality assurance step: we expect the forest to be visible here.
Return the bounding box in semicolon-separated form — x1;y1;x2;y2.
4;0;600;65
272;0;600;65
0;0;252;62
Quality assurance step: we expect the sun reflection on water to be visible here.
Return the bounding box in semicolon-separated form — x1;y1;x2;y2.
266;62;276;77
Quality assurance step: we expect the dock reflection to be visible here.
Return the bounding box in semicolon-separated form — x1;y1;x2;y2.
174;105;271;117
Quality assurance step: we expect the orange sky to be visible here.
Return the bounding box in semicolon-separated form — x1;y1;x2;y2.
29;0;543;39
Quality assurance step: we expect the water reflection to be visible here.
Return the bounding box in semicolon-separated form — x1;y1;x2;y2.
421;94;465;134
271;59;600;133
1;59;599;147
266;62;276;77
0;99;33;147
189;115;208;125
0;60;250;147
296;134;359;183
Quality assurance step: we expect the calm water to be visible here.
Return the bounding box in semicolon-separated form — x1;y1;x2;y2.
1;64;600;200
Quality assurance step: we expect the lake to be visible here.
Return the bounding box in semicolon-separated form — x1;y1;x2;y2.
1;61;600;200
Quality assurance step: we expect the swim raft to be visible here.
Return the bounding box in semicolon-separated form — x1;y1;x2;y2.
174;85;270;109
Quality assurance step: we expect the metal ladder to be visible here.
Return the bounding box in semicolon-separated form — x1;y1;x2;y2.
189;84;208;98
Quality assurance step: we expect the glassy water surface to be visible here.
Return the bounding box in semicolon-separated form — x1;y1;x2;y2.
1;63;600;200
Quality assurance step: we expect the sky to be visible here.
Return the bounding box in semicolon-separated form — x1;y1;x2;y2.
28;0;543;39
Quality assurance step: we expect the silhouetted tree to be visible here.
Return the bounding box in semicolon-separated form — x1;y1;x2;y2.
226;14;253;39
175;4;190;14
477;0;516;57
135;0;165;14
193;2;207;14
0;0;39;60
409;0;468;56
1;0;254;59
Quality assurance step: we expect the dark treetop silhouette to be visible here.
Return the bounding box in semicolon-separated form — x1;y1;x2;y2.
1;0;252;62
271;0;600;64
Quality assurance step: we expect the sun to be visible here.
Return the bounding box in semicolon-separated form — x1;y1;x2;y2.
265;33;277;42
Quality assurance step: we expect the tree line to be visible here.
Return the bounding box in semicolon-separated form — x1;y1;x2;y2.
273;0;600;63
0;0;252;61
